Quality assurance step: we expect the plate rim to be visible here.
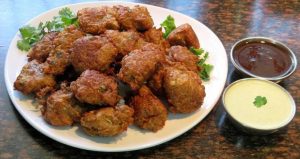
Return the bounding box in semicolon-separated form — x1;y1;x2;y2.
4;1;228;152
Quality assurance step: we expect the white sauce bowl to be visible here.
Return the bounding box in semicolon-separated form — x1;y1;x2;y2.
222;78;296;134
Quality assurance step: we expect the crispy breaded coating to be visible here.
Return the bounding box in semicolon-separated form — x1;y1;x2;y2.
114;5;153;31
70;36;118;73
80;105;134;136
168;45;200;72
43;48;70;75
70;70;120;106
131;5;154;31
144;28;170;52
53;25;86;51
113;5;135;30
43;25;85;75
117;44;165;90
43;85;85;126
167;23;200;48
130;86;167;132
14;60;56;97
163;65;205;113
27;32;58;62
147;62;166;94
77;7;119;34
104;30;146;56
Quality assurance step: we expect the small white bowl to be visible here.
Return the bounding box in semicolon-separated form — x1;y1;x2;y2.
222;78;296;134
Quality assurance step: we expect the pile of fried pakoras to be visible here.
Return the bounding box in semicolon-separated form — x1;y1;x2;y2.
14;5;206;136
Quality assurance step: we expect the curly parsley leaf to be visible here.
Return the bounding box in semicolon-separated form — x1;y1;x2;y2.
49;7;78;31
190;47;204;56
17;24;44;51
17;39;31;51
160;15;176;38
198;51;209;66
191;47;213;81
199;63;213;81
59;7;77;24
17;7;77;51
253;96;267;108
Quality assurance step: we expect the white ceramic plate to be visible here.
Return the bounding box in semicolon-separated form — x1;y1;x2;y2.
5;1;228;152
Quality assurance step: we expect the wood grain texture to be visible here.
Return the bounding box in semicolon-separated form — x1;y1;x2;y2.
0;0;299;158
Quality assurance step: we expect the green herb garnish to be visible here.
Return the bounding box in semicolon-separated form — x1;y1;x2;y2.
190;47;213;81
160;15;176;38
46;7;78;32
199;63;213;81
253;96;267;108
17;7;78;51
17;24;45;51
190;47;204;56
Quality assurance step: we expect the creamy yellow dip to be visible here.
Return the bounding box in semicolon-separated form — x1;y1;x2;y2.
224;79;294;129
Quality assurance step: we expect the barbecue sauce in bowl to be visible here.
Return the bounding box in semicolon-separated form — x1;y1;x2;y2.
232;40;292;78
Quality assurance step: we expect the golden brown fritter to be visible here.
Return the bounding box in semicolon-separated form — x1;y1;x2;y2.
144;28;170;52
80;105;134;136
27;32;58;62
104;30;146;56
168;45;200;72
43;25;85;75
163;65;205;113
52;25;86;51
77;7;119;34
147;62;166;95
43;85;85;126
130;86;167;132
167;23;200;48
117;43;165;90
43;47;70;75
131;5;154;31
70;70;120;106
14;60;56;98
113;5;135;30
70;36;118;73
114;5;153;31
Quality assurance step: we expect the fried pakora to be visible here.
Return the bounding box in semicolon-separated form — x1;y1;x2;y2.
80;105;134;136
14;60;56;98
144;28;170;52
130;86;167;132
104;30;146;56
117;43;165;90
77;7;120;34
70;36;118;73
167;23;200;48
27;32;58;62
70;70;120;106
114;5;153;31
130;5;154;31
163;65;205;113
43;25;85;75
43;85;85;126
168;45;200;72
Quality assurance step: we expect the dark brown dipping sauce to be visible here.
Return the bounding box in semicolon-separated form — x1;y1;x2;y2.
233;41;292;77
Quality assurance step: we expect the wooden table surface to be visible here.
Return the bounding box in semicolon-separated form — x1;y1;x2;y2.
0;0;299;158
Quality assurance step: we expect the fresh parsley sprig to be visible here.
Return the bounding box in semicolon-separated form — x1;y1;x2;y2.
253;96;267;108
17;7;78;51
190;47;214;81
160;15;176;38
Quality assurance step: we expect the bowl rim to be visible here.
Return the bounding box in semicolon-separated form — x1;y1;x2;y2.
222;78;296;131
230;36;298;82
